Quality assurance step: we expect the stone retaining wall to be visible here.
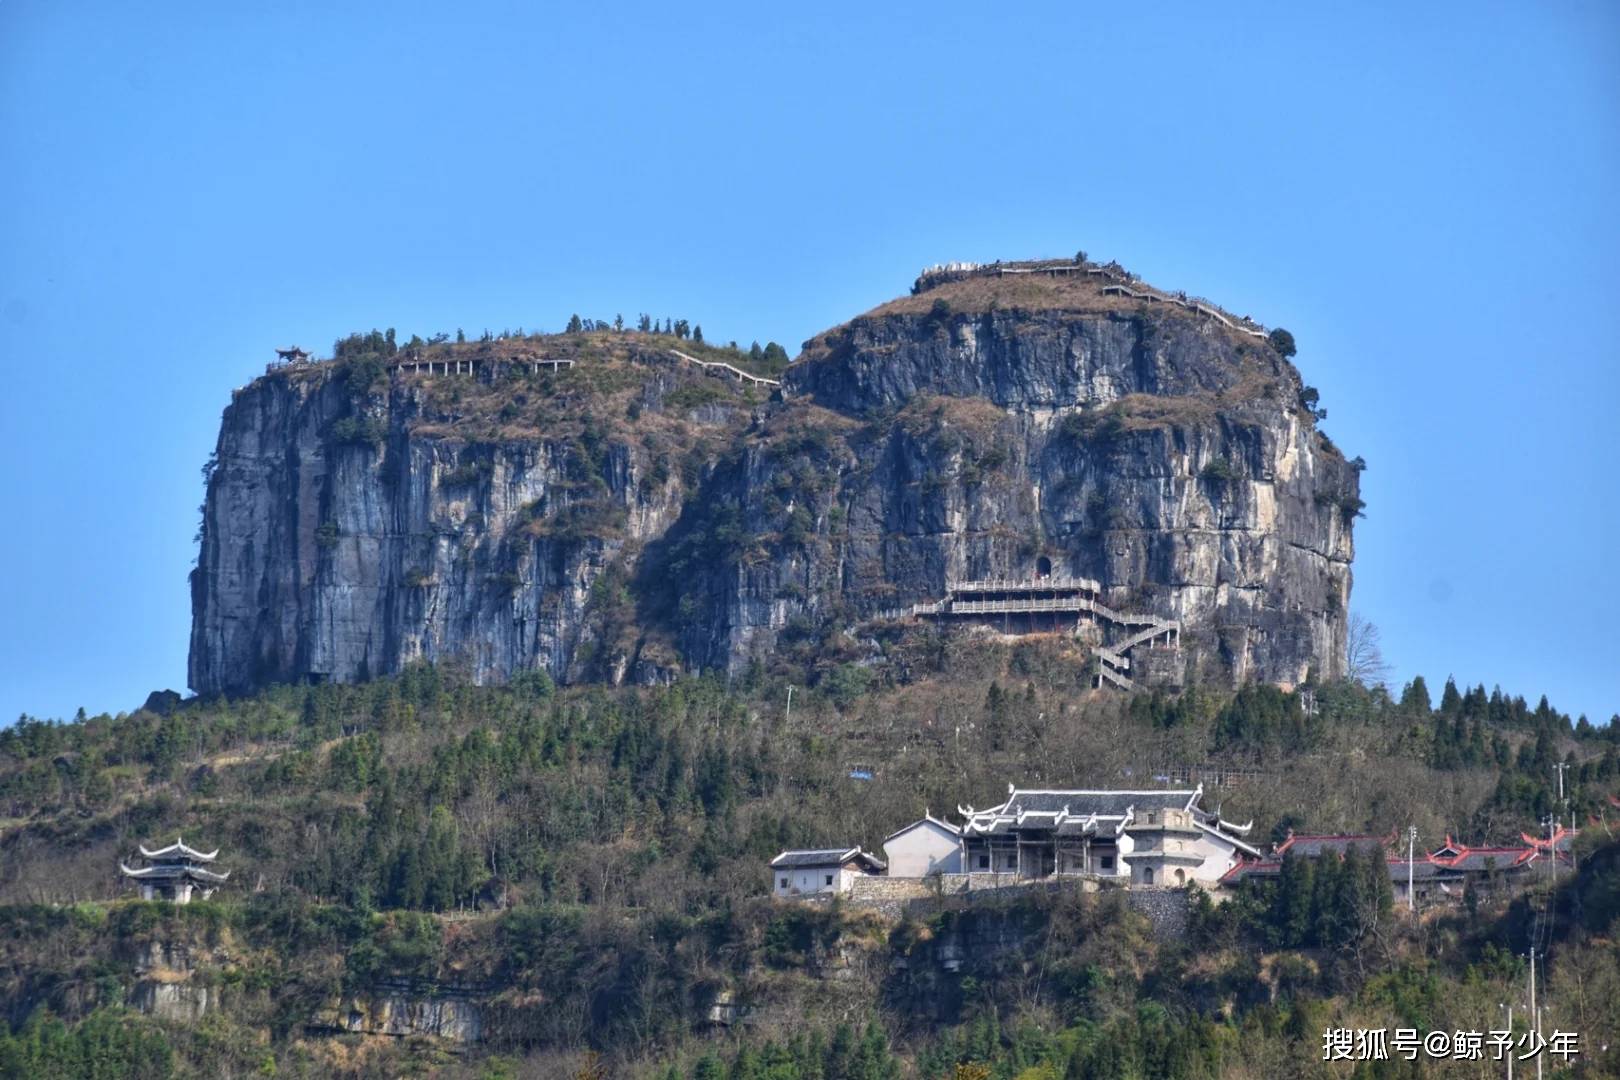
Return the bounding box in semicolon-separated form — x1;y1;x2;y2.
1125;887;1193;938
842;873;1194;937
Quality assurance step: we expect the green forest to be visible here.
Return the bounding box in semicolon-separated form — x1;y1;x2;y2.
2;639;1618;1078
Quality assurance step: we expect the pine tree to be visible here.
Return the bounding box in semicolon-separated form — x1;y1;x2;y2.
1440;677;1462;715
825;1022;858;1078
1401;676;1432;715
1308;850;1344;947
1272;849;1313;947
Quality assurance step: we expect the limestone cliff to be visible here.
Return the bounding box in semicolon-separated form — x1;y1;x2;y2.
190;260;1358;695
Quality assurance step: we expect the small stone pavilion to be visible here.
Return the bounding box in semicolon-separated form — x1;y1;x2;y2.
120;839;230;903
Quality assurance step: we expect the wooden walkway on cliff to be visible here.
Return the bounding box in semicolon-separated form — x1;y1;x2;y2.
1098;284;1269;340
901;575;1180;691
267;342;785;391
669;349;781;388
392;354;574;376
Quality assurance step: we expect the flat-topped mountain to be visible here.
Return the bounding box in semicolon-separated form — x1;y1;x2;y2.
190;258;1359;696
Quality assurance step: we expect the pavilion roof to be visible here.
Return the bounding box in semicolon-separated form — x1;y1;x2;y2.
137;838;219;862
957;784;1258;854
1520;825;1577;852
959;786;1199;833
120;862;230;884
1430;846;1538;871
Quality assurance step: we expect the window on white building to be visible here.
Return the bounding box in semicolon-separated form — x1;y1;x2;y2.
779;877;787;890
824;874;833;886
977;854;990;870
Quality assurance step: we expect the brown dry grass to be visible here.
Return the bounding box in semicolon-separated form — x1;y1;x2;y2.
804;267;1270;363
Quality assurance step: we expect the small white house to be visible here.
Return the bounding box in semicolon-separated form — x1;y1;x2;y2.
882;815;963;877
770;848;885;898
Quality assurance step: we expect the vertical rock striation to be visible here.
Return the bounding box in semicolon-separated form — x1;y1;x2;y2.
191;262;1358;695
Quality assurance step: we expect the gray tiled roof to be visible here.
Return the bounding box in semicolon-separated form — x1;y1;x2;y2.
770;848;886;871
1283;835;1389;858
998;789;1197;819
1444;851;1533;873
771;848;857;868
1390;861;1457;882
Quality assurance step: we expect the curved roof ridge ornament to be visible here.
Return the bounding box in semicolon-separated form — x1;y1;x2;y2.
138;838;220;861
1116;806;1135;836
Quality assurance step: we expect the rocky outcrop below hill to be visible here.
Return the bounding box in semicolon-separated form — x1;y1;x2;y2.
190;260;1358;695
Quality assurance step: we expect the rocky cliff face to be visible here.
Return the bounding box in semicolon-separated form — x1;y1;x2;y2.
190;339;748;695
192;262;1357;695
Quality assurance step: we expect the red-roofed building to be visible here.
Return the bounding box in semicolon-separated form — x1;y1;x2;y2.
1219;827;1569;908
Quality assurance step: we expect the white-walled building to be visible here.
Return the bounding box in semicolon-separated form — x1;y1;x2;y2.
882;815;963;877
770;848;885;898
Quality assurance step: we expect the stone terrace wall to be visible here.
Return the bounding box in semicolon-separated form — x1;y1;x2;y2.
843;874;1195;938
1125;888;1193;938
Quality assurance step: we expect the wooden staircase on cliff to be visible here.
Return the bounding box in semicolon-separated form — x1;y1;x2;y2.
908;576;1180;691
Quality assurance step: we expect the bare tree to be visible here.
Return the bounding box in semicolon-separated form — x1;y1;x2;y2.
1347;612;1391;688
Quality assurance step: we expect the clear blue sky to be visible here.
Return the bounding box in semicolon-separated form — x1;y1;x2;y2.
2;3;1616;725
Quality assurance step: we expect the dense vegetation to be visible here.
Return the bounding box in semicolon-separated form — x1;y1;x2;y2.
324;318;792;383
2;644;1617;1077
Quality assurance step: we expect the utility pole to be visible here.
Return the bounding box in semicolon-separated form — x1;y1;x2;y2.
785;685;794;723
1536;1005;1544;1080
1544;815;1558;885
1529;947;1538;1080
1554;761;1568;802
1408;826;1418;912
1499;1003;1514;1080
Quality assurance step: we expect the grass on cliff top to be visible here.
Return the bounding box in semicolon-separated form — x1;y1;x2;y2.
798;267;1276;366
389;336;761;446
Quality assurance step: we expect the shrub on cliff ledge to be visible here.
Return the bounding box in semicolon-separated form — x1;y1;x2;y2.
1268;327;1297;357
330;415;386;448
1200;457;1239;485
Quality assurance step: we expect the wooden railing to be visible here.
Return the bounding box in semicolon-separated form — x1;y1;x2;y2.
670;349;781;388
1100;284;1268;339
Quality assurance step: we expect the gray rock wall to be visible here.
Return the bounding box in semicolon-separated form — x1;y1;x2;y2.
190;367;698;695
192;279;1357;694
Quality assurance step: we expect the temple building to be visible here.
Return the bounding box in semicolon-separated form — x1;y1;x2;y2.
1220;830;1572;907
120;839;229;903
955;784;1262;885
